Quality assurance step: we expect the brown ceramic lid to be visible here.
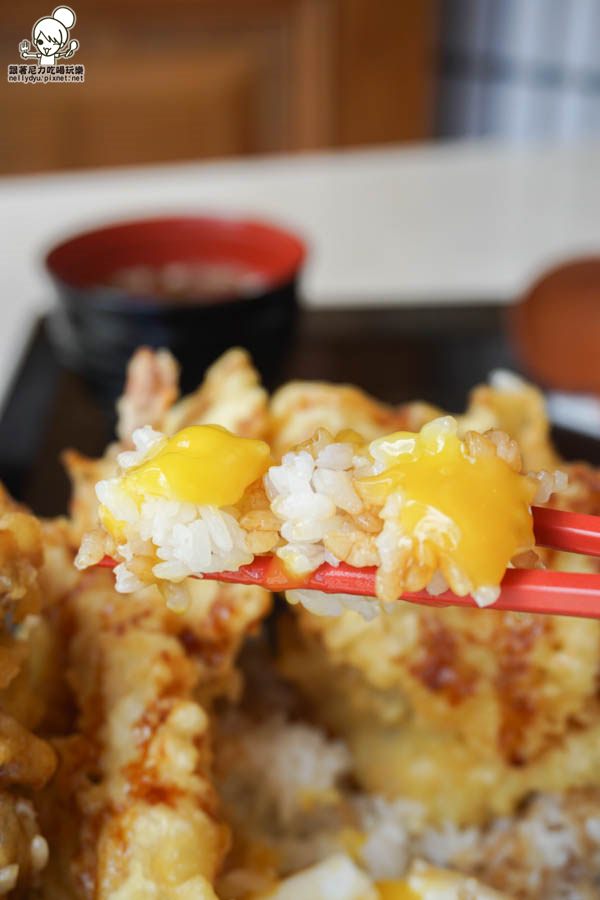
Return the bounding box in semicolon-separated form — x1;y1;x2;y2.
511;257;600;393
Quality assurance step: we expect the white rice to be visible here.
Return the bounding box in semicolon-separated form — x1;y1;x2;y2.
226;715;352;828
265;443;361;576
353;795;424;880
286;589;382;622
219;710;600;898
529;468;569;504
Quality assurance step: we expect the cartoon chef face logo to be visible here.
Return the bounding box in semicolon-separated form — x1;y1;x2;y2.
19;6;79;67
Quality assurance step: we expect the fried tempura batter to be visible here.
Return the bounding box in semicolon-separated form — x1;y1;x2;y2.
269;380;438;458
64;347;269;544
51;350;272;897
0;491;67;897
274;371;600;826
64;572;271;898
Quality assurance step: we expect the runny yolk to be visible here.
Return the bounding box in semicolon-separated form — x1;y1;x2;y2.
121;425;271;507
356;418;536;593
376;882;420;900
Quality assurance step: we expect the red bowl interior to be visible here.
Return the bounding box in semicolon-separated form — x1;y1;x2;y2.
46;216;306;293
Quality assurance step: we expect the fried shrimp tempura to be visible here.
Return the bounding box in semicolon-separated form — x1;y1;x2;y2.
116;347;180;446
50;349;272;897
0;491;66;897
60;572;269;897
64;347;269;544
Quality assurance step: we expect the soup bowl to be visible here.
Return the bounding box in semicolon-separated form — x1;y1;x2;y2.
45;215;307;400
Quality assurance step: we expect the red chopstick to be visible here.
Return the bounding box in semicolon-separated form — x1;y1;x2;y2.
532;505;600;557
97;506;600;619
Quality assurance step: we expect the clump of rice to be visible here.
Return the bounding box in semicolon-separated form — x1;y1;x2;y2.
529;468;568;504
371;418;569;608
86;418;569;616
93;426;252;607
286;589;382;622
265;440;363;575
267;417;567;614
353;795;424;880
221;712;600;897
219;714;352;828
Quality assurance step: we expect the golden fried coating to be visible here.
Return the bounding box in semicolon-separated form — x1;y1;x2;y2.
0;493;74;897
274;372;600;826
163;347;269;438
280;603;600;824
116;347;180;446
457;373;559;471
0;486;43;625
62;449;118;547
269;380;438;457
270;370;559;471
64;347;269;544
60;571;269;898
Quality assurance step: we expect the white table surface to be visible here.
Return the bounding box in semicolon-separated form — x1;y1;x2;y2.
2;139;600;405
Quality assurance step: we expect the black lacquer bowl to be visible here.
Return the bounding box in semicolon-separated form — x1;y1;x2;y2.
45;215;307;401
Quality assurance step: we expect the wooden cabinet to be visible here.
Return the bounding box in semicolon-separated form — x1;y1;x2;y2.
1;0;438;174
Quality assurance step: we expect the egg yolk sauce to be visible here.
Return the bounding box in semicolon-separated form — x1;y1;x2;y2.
98;424;271;543
358;417;537;604
87;425;272;604
376;881;420;899
118;425;270;508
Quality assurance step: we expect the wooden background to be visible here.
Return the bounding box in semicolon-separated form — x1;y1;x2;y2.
1;0;438;174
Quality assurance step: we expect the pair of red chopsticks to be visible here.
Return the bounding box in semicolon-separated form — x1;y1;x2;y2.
100;506;600;619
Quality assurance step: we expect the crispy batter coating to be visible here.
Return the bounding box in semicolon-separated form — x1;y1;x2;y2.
457;374;560;471
275;373;600;825
0;493;70;897
116;347;180;447
270;371;559;470
56;352;271;896
279;603;600;824
64;347;269;544
163;347;269;439
269;380;438;458
61;571;268;898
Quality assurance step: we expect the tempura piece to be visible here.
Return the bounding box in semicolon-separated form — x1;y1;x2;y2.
271;369;560;472
0;491;66;896
63;570;269;897
64;347;269;544
116;347;180;446
270;373;600;830
163;346;269;439
269;380;439;458
458;370;559;472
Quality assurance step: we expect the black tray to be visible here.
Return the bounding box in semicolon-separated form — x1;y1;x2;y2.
0;305;597;518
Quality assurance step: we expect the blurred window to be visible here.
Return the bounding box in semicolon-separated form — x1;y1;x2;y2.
437;0;600;140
